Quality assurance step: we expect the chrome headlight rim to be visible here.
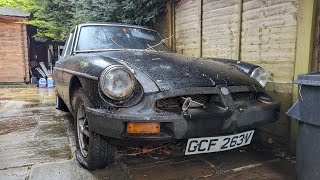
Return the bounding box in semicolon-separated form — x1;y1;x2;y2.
99;65;135;100
250;67;267;87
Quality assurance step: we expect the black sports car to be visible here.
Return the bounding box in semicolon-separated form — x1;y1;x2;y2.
54;22;280;170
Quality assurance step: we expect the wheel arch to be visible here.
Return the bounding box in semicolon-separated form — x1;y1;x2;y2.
69;75;83;113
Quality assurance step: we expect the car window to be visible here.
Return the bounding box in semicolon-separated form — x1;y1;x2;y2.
76;25;170;52
61;29;75;57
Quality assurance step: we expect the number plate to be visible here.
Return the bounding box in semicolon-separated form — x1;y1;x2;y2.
185;130;254;155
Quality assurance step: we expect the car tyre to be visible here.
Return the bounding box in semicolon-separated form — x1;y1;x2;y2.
56;93;68;111
73;88;115;170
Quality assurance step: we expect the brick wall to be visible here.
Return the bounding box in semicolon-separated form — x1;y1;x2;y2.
0;16;29;83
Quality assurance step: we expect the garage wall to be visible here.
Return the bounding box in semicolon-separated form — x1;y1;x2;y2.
153;0;302;143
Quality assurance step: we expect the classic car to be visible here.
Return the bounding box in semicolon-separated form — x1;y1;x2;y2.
54;22;280;170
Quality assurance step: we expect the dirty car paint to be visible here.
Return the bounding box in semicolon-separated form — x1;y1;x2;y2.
57;50;260;92
53;23;280;145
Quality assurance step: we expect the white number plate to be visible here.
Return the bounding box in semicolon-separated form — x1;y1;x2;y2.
185;130;254;155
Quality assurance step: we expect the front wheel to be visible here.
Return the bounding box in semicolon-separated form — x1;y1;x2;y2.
73;88;115;170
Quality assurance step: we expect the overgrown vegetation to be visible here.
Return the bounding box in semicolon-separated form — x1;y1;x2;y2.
0;0;168;41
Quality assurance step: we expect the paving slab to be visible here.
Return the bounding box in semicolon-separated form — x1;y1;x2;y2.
0;166;28;180
0;88;71;169
214;159;296;180
127;158;216;180
28;160;131;180
199;149;277;172
29;160;96;180
0;87;296;180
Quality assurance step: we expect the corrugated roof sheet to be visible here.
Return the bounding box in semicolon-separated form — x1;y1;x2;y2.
0;7;30;17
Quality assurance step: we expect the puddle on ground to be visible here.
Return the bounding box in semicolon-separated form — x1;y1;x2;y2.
39;145;71;160
0;97;41;103
26;140;72;160
36;122;68;139
0;87;74;169
0;118;37;135
22;103;55;108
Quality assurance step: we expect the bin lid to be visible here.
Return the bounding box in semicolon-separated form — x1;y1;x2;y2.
295;72;320;86
286;101;301;120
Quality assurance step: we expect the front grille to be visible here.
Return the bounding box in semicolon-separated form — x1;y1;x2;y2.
156;94;211;110
231;92;257;101
156;97;180;109
156;92;258;111
188;94;211;104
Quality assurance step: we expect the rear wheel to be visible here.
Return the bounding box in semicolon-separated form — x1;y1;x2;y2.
73;88;115;170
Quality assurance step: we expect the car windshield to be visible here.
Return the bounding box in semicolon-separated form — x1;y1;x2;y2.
76;25;170;52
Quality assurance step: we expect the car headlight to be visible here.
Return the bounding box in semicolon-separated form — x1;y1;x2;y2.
99;65;135;100
250;67;267;87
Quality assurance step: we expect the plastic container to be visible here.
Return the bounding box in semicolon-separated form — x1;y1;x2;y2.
30;77;38;84
47;77;54;88
38;78;47;88
287;72;320;180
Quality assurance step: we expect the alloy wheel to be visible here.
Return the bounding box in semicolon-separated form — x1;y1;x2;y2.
77;102;90;158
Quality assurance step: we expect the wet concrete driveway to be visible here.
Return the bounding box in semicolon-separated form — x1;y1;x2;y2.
0;87;295;180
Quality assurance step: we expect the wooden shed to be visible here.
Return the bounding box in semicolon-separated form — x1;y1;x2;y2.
154;0;319;152
0;7;30;83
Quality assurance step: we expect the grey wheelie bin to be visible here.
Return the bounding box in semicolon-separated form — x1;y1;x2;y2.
287;72;320;180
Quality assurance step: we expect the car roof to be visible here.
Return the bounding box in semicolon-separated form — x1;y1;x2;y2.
78;22;156;32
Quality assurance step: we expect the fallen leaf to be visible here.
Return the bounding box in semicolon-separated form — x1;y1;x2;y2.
162;148;172;155
267;137;274;144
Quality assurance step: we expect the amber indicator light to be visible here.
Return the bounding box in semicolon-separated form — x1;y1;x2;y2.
127;122;160;134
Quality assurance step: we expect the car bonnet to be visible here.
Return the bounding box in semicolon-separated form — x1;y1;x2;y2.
96;50;260;91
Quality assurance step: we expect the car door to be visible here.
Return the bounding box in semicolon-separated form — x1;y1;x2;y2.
54;27;77;103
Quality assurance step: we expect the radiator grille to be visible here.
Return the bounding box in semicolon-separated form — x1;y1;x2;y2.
156;94;211;110
231;92;257;101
